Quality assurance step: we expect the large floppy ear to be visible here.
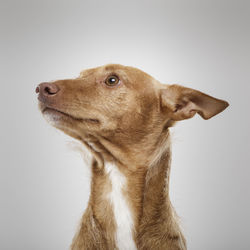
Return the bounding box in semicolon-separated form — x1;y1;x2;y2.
160;84;229;120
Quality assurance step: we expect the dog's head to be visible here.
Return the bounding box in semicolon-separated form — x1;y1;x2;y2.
36;64;228;149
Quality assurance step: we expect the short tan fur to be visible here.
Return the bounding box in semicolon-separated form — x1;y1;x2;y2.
36;64;228;250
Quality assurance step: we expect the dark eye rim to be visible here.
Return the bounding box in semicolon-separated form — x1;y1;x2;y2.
105;75;120;86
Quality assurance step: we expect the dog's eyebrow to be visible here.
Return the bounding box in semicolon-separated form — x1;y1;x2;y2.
104;64;124;72
104;66;116;71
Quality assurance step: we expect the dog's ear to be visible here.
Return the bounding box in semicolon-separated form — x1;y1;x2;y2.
160;84;229;120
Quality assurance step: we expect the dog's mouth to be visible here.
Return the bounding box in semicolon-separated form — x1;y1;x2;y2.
41;106;99;124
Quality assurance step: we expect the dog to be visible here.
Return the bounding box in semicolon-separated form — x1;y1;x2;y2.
36;64;228;250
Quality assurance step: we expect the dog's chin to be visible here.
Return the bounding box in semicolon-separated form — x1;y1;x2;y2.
42;107;74;127
39;103;100;129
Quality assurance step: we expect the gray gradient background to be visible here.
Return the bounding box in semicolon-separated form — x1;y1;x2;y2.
1;0;249;249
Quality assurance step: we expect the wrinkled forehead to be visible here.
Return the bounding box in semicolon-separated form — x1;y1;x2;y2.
79;64;156;88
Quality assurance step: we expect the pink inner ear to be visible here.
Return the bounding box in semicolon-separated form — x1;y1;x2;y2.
178;102;198;119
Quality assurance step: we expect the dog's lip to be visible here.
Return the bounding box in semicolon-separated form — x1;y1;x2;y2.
42;106;99;124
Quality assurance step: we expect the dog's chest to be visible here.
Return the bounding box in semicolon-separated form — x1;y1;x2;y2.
105;163;137;250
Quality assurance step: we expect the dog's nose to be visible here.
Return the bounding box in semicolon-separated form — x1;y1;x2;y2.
36;82;60;96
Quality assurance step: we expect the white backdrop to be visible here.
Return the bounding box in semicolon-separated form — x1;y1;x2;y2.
1;0;249;249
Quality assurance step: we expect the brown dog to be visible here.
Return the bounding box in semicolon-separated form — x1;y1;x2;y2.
36;64;228;250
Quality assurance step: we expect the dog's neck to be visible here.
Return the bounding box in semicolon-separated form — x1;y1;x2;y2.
74;127;185;249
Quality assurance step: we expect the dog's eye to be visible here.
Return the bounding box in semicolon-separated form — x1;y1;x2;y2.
105;75;119;86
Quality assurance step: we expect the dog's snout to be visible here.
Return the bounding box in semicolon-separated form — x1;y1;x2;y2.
36;82;60;97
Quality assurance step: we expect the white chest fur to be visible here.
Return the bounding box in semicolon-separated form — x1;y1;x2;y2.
105;163;137;250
